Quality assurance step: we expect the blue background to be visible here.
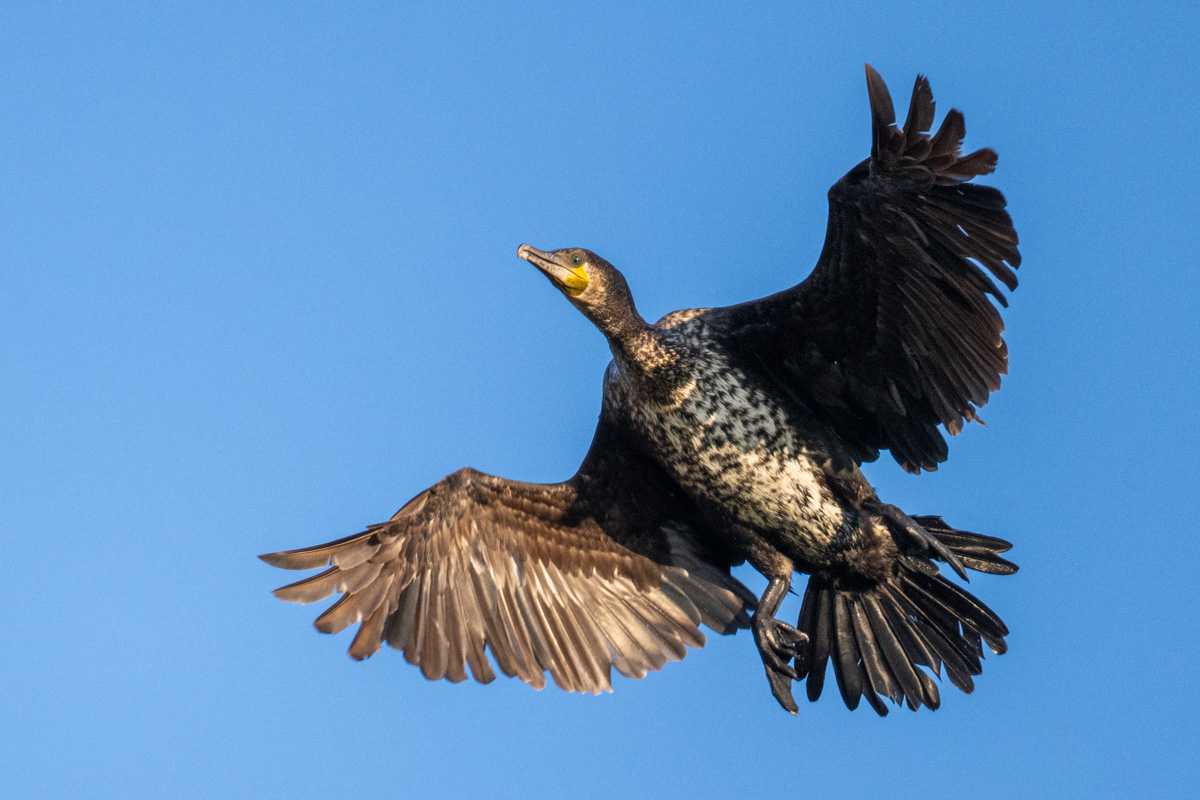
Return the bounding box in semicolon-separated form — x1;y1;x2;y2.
3;2;1197;797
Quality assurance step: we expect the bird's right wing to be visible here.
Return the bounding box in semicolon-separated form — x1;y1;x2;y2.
706;66;1020;472
260;416;754;695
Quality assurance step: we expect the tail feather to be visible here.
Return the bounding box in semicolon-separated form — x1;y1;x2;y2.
900;572;1006;648
796;516;1017;715
863;594;925;708
848;598;902;704
830;594;863;710
802;580;832;703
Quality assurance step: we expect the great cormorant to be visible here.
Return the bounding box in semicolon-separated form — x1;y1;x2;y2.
260;66;1020;715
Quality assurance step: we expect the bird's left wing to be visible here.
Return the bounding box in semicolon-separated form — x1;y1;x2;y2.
706;66;1020;473
260;416;753;694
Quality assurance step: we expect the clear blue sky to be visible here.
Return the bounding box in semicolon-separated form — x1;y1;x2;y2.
3;2;1197;798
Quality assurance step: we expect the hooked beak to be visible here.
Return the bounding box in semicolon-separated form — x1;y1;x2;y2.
517;244;589;296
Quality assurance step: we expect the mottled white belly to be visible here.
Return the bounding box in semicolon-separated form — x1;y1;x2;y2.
607;357;850;559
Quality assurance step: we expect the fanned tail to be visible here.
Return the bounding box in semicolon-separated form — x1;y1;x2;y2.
796;517;1016;715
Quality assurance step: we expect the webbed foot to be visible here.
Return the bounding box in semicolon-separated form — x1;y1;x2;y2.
753;609;808;714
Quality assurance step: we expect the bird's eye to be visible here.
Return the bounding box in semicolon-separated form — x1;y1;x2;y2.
571;256;583;267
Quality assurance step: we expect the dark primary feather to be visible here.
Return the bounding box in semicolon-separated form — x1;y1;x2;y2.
261;417;755;694
707;64;1021;472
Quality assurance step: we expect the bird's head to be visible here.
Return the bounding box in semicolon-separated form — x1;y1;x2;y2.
517;244;641;336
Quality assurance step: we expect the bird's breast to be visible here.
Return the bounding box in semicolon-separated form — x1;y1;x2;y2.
604;339;854;561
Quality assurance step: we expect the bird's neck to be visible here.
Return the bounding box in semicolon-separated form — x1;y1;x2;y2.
605;316;679;387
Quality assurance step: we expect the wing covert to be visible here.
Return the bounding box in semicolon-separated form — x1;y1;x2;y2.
709;65;1020;472
260;417;754;694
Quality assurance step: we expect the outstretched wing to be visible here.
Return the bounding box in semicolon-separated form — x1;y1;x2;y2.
707;65;1020;472
260;416;754;695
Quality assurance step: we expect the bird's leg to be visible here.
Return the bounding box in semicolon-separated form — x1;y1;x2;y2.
752;575;808;715
716;521;808;714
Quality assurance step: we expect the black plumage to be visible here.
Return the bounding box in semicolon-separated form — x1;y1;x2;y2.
261;65;1021;716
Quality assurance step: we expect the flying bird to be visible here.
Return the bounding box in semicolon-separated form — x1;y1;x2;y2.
260;65;1020;716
